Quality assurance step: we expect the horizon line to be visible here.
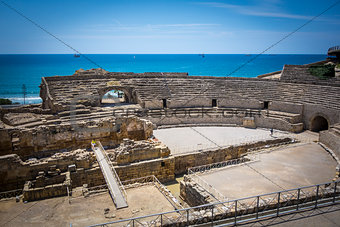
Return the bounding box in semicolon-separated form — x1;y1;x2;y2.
0;53;328;55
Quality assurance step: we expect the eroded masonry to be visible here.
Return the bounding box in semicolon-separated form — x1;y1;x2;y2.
0;58;340;226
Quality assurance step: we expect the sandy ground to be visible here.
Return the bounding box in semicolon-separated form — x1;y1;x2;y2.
0;185;176;227
199;143;337;200
153;127;315;155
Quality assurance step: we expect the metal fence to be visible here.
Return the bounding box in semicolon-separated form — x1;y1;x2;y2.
91;141;127;205
170;133;299;155
87;180;340;227
186;156;259;204
0;189;22;200
98;141;127;199
121;175;183;210
187;156;257;175
69;175;183;211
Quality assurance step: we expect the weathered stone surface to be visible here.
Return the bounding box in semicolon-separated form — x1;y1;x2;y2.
108;138;170;165
0;116;154;159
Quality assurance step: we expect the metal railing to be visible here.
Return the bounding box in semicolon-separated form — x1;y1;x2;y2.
0;189;22;200
187;156;256;175
87;180;340;227
122;175;183;210
97;141;127;199
91;142;127;207
69;175;182;210
187;156;259;204
171;134;296;155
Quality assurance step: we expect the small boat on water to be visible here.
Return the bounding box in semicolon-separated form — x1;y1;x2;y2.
74;54;80;58
199;53;205;58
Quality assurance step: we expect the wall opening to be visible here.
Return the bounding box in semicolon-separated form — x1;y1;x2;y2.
212;99;217;107
162;99;167;108
263;101;269;109
311;116;329;132
101;90;126;106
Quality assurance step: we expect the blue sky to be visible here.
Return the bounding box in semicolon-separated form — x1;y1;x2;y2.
0;0;339;54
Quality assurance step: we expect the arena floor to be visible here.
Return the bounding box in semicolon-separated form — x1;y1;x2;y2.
0;185;176;227
197;143;336;200
153;126;314;155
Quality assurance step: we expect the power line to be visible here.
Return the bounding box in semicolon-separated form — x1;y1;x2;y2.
227;0;340;76
0;0;104;69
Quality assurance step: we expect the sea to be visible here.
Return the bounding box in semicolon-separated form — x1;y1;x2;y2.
0;54;326;104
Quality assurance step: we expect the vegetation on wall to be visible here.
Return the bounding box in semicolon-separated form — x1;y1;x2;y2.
308;65;335;80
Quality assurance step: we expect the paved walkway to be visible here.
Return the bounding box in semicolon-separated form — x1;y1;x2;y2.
199;143;336;200
93;145;128;209
241;203;340;227
153;127;317;155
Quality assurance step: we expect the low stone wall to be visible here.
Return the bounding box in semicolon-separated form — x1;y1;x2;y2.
269;101;303;115
116;157;175;182
69;157;176;189
320;128;340;159
0;116;153;159
174;138;292;175
0;149;95;192
70;167;106;188
110;139;170;165
23;172;71;202
180;176;215;207
23;183;68;202
145;108;303;133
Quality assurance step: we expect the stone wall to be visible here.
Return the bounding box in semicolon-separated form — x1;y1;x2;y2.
41;70;340;129
269;101;303;115
180;175;215;207
174;138;292;175
23;172;71;202
0;116;153;159
109;138;170;165
144;108;303;132
115;157;175;182
70;167;105;188
320;125;340;159
0;149;94;192
303;104;340;130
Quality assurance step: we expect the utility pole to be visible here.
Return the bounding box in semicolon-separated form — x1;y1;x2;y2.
22;84;27;105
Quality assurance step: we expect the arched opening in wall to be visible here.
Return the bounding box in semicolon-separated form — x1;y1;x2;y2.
101;89;127;107
311;116;329;132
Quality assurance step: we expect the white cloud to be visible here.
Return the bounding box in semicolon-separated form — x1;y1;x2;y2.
197;2;312;20
80;23;220;34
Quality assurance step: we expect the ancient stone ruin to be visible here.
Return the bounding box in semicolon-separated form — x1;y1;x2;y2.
0;59;339;226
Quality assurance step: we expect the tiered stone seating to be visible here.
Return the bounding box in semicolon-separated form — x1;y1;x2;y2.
281;65;340;87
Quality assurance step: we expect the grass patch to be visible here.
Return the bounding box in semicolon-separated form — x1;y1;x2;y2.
0;98;12;105
308;65;335;80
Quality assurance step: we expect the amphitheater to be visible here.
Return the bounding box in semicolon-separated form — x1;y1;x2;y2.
0;56;340;226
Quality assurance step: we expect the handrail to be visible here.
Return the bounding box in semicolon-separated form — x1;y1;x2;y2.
0;189;22;200
88;179;340;227
187;156;255;174
97;141;128;200
91;143;119;206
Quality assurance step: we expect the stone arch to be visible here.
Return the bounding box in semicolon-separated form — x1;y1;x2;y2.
310;114;329;132
98;86;135;106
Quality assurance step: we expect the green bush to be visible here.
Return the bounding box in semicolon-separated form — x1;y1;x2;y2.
308;65;335;80
0;98;12;105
